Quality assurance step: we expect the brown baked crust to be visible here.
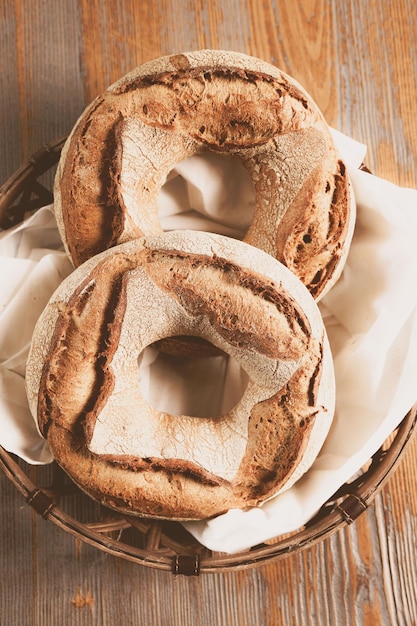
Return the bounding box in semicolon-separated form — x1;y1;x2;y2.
26;232;335;520
54;50;354;300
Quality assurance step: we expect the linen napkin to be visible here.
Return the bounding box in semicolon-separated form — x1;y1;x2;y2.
1;130;417;554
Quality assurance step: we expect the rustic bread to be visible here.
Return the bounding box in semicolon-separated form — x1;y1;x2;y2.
26;231;335;520
54;50;355;300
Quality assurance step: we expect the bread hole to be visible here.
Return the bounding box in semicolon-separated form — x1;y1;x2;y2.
157;153;256;240
137;338;249;418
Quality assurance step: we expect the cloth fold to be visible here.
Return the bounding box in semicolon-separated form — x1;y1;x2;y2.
1;129;417;553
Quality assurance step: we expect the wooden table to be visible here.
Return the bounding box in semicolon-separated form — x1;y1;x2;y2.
1;1;417;624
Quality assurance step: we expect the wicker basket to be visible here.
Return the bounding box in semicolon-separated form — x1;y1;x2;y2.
1;138;416;575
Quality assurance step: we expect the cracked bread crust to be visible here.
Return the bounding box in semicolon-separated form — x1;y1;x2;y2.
26;231;335;520
54;50;354;300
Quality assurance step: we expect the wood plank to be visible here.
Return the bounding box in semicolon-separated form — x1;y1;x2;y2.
0;1;23;179
0;0;84;188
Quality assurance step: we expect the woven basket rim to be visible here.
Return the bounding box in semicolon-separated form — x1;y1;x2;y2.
1;138;416;575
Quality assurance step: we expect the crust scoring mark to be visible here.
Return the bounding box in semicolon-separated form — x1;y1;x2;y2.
143;248;312;360
37;253;139;438
236;337;324;500
114;66;317;148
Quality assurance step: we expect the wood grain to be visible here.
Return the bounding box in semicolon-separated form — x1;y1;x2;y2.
1;1;417;624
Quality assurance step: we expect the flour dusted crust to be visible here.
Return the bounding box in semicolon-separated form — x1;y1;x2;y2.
54;50;354;300
26;231;335;520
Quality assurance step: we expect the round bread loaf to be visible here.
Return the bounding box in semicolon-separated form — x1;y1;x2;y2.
26;231;335;520
54;49;355;300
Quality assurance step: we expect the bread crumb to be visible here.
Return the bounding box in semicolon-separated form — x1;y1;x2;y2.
72;587;94;611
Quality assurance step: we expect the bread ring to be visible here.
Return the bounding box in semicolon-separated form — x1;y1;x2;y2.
54;50;354;300
26;231;335;520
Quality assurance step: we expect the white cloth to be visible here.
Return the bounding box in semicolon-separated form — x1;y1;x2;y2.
1;130;417;554
0;209;73;463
